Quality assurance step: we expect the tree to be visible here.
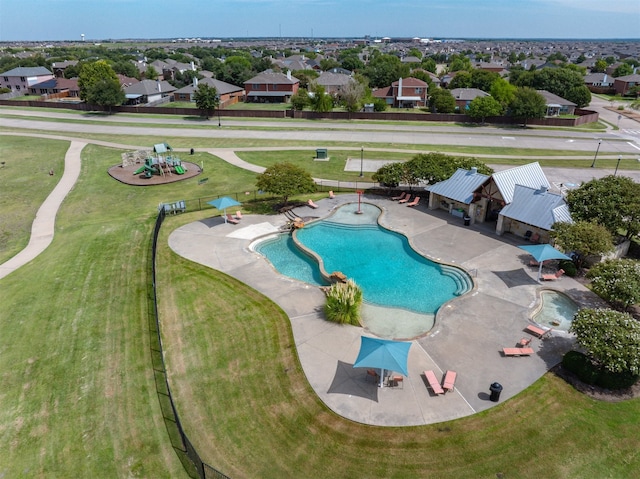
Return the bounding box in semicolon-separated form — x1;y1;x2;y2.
218;56;253;85
512;67;584;98
291;70;318;89
144;65;159;80
571;308;640;375
338;80;365;113
565;85;592;108
420;57;437;74
592;59;608;73
364;54;409;88
77;60;124;109
255;162;316;205
372;162;407;188
490;78;517;110
428;87;456;113
509;87;547;126
613;63;633;78
193;83;219;119
290;88;310;111
587;259;640;311
467;96;503;123
309;84;333;112
405;152;493;185
447;71;472;89
470;69;500;92
549;220;614;269
448;54;472;72
566;175;640;239
112;60;139;79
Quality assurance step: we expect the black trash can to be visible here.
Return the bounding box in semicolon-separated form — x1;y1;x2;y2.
190;148;195;155
489;382;503;402
463;215;471;226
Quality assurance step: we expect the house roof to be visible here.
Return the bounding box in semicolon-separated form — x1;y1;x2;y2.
615;74;640;82
426;168;490;204
0;66;52;77
245;71;299;85
536;90;576;107
489;162;550;204
316;72;354;88
584;72;613;84
499;184;572;230
123;80;176;95
392;77;428;88
450;88;489;101
174;77;243;95
29;77;79;90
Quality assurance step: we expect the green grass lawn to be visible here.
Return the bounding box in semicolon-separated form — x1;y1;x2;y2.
2;124;640;478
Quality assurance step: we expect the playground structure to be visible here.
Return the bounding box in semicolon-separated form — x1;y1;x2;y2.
122;143;187;179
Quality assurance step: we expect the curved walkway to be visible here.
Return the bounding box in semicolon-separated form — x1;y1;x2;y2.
0;140;85;280
168;195;606;426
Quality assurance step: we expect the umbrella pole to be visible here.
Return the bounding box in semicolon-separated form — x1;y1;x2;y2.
537;262;543;282
379;368;384;388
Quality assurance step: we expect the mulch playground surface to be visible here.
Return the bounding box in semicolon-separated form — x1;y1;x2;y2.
107;161;202;186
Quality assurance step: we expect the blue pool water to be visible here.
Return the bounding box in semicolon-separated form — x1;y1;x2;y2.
532;290;579;332
254;203;471;316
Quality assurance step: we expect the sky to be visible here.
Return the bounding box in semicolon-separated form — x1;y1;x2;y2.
0;0;638;42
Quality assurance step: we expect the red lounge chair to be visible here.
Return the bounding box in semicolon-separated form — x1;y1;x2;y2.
307;199;319;209
442;370;457;392
234;210;243;220
226;214;239;224
542;269;564;281
328;191;335;199
391;192;407;201
406;196;421;207
518;338;532;347
525;324;552;339
503;347;534;357
424;370;444;395
398;195;412;204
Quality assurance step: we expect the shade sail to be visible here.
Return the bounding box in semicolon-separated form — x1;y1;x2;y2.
353;336;411;387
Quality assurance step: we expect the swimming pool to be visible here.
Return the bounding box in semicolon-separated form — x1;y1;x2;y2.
253;202;472;338
531;290;579;332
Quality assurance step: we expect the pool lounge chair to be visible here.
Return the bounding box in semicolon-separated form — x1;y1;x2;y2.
424;370;444;395
542;269;565;281
234;210;243;220
406;196;421;207
366;369;379;383
388;375;404;389
518;337;532;347
226;214;239;224
503;347;534;357
524;324;552;339
329;191;335;199
442;370;457;393
398;195;412;204
307;199;319;209
391;192;407;201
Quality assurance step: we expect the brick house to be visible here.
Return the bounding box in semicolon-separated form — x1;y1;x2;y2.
613;74;640;96
244;71;299;103
173;77;245;107
28;77;80;98
372;77;428;108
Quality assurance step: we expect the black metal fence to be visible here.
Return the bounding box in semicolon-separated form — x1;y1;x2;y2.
150;207;230;479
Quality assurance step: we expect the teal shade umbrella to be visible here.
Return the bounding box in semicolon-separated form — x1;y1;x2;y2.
518;244;571;281
353;336;411;388
207;196;241;223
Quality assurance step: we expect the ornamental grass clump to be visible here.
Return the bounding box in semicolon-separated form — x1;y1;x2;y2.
324;279;363;326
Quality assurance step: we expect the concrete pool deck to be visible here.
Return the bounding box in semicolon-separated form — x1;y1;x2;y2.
168;194;607;427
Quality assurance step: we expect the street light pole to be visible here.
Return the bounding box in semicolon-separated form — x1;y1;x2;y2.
590;139;602;168
216;95;221;127
614;155;621;176
359;146;364;177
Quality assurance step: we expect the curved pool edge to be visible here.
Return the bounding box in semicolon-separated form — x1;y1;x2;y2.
529;288;579;335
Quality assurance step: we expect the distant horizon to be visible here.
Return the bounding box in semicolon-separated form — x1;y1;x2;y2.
1;1;638;43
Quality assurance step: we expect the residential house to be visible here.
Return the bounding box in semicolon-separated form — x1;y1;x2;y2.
372;77;428;108
51;60;78;78
450;88;489;111
123;80;176;105
117;74;140;89
497;185;572;242
536;90;576;116
315;72;354;95
583;72;615;93
613;74;640;96
244;71;299;103
0;66;54;93
28;77;80;98
173;77;245;106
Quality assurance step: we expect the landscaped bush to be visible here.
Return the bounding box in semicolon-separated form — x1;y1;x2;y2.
324;279;363;326
559;259;577;277
562;350;639;390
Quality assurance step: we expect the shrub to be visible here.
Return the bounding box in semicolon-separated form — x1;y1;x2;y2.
559;259;577;277
324;279;363;326
562;350;639;390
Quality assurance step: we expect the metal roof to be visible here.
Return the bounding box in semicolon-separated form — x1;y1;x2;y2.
499;184;572;230
426;168;490;204
491;162;550;204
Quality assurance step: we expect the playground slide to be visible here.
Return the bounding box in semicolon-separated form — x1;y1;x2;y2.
174;165;185;175
133;165;146;175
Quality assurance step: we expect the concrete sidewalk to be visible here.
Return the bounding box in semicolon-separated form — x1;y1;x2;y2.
168;194;606;426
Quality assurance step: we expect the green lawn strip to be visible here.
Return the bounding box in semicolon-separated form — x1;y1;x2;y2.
0;136;67;264
155;239;640;478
